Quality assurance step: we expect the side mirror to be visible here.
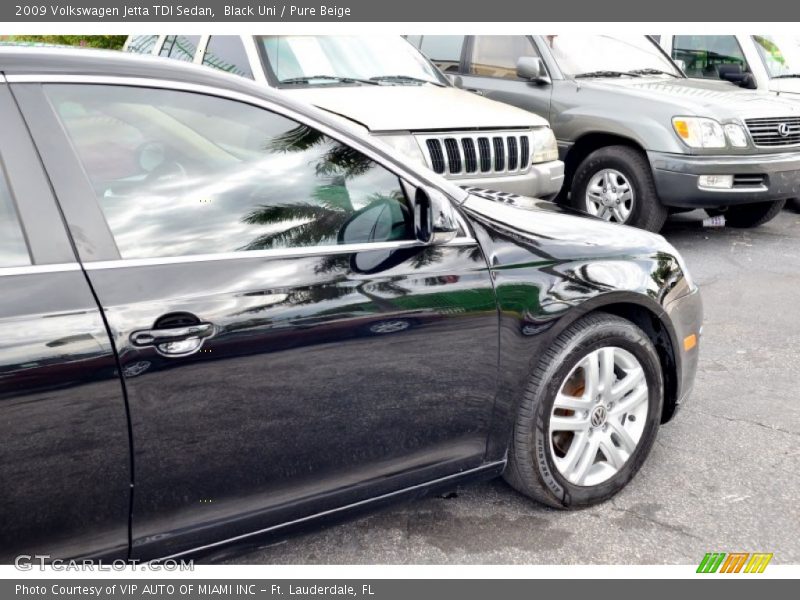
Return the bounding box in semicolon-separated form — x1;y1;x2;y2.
447;74;464;88
516;56;550;84
414;186;459;245
673;58;687;73
717;63;757;89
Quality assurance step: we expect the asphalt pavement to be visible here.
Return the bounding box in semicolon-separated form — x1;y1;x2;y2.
224;208;800;565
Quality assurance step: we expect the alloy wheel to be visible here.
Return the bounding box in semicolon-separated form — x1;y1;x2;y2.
548;346;649;486
585;169;634;223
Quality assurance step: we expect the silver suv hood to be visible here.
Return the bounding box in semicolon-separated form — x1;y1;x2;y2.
286;85;548;132
585;77;800;119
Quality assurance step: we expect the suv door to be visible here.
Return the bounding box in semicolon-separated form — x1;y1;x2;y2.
17;80;499;560
459;35;554;121
0;83;130;561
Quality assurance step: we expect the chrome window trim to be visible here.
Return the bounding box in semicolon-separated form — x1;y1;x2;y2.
0;263;81;277
82;238;478;271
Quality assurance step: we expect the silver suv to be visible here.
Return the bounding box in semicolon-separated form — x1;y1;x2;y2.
124;35;565;199
411;35;800;231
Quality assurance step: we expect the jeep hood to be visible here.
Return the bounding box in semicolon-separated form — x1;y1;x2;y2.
286;85;548;132
580;77;800;119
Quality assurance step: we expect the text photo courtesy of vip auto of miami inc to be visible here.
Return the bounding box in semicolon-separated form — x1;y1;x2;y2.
0;0;798;590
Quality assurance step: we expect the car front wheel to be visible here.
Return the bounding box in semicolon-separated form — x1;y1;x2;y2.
570;145;668;232
503;312;664;508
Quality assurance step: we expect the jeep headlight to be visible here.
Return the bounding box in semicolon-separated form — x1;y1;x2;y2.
672;117;726;149
375;135;426;167
531;127;559;163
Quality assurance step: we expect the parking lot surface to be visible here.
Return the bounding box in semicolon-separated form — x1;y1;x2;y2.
225;209;800;565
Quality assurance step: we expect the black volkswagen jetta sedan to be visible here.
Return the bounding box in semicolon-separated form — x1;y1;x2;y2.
0;47;701;562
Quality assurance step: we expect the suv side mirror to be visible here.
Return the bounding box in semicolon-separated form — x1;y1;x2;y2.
517;56;550;84
414;186;459;245
718;63;758;89
673;58;687;73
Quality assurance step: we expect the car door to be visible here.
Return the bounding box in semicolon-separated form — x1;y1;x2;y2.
459;35;554;121
16;79;500;560
0;83;130;561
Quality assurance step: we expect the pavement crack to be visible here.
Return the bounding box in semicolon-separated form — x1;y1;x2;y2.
684;408;800;438
610;505;705;541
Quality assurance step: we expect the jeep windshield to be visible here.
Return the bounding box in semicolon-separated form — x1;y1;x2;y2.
258;36;446;87
544;35;683;79
753;35;800;79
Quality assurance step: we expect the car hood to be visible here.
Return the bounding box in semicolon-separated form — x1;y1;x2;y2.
462;191;673;260
770;78;800;96
286;85;548;132
579;77;800;119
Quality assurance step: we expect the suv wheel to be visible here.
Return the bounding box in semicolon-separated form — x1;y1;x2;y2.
709;200;785;228
503;313;663;508
571;145;668;232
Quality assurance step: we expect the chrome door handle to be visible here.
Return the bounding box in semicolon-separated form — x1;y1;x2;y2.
130;323;215;357
465;88;485;96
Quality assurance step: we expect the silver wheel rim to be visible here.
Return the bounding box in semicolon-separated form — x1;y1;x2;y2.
585;169;634;223
548;346;649;487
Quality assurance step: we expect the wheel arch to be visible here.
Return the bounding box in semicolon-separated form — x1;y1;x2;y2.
562;132;649;194
536;295;681;424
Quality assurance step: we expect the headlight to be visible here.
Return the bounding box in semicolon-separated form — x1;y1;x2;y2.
723;123;749;148
375;135;426;167
531;127;559;163
672;117;726;149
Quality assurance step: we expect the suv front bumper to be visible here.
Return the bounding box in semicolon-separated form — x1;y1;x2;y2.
649;151;800;208
458;159;564;200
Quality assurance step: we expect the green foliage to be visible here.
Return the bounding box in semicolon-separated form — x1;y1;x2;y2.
2;35;126;50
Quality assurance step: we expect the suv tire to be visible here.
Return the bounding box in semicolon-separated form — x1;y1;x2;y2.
503;312;664;509
570;145;668;232
709;200;785;228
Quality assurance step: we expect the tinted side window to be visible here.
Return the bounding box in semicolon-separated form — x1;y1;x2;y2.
416;35;465;73
469;36;539;80
44;85;412;259
126;35;158;55
0;166;30;267
159;35;200;62
202;36;254;79
672;35;747;79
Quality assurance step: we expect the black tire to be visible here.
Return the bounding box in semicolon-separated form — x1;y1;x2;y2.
570;145;668;232
787;198;800;213
503;312;664;509
712;200;785;228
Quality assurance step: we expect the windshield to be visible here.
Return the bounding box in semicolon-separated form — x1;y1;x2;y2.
257;35;445;87
753;35;800;78
544;35;682;78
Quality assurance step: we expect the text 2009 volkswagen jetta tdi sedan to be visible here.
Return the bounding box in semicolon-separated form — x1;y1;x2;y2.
0;48;701;562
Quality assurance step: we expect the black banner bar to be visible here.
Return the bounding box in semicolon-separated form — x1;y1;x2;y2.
3;579;793;600
1;0;797;22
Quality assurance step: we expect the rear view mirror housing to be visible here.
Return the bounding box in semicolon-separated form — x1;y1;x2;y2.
517;56;551;84
718;64;758;90
414;186;459;245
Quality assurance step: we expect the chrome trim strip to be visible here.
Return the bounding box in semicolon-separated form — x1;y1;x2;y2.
83;238;478;270
0;263;81;277
154;459;506;562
